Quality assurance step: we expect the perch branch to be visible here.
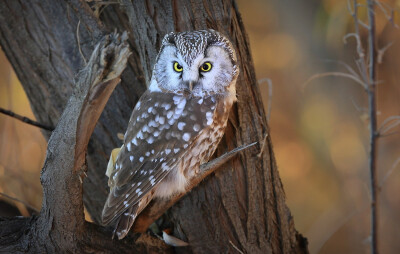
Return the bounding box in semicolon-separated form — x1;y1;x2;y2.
0;108;54;131
133;142;258;232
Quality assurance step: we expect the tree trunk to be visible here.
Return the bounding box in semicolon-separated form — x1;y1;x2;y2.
0;0;308;253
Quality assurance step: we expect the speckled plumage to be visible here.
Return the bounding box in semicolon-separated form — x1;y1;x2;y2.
102;29;239;239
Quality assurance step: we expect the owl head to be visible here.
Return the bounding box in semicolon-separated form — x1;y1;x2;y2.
149;30;238;97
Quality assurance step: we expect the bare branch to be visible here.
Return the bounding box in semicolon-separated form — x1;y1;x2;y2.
304;72;367;90
0;192;38;214
377;115;400;134
76;20;87;65
377;41;394;64
325;59;360;78
366;0;379;253
229;240;244;254
379;158;400;189
0;107;54;131
375;0;399;28
257;133;269;158
343;33;365;58
258;78;273;121
351;97;368;113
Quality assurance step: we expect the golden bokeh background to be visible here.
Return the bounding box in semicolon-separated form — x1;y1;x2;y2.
1;1;400;253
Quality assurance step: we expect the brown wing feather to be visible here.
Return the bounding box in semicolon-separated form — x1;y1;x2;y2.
102;91;220;226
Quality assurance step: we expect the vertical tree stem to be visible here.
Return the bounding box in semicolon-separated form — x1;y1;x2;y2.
367;0;378;253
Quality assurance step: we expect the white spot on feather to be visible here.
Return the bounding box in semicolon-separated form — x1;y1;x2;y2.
173;95;181;104
206;111;213;125
182;133;190;141
164;103;171;110
177;99;186;109
142;124;149;133
147;136;154;144
149;120;158;127
177;122;186;130
130;155;134;162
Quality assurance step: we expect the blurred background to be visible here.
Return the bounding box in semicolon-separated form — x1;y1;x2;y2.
0;0;399;253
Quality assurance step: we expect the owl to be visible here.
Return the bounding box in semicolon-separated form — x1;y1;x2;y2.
102;29;239;239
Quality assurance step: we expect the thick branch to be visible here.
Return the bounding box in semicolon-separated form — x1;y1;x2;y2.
0;33;168;253
37;32;131;251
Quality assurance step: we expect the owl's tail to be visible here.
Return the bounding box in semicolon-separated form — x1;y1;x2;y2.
113;192;154;239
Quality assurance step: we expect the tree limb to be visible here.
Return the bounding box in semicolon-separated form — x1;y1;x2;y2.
0;108;54;131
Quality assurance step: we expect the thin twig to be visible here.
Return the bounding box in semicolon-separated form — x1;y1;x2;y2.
304;72;367;90
375;0;399;28
322;59;360;78
351;97;368;113
379;157;400;190
0;192;38;213
377;116;400;135
257;133;269;158
229;240;244;254
258;78;273;121
76;20;87;65
366;0;378;253
0;107;54;131
377;41;394;64
348;0;369;84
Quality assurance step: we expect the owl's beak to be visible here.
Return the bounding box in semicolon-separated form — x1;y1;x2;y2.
188;81;193;92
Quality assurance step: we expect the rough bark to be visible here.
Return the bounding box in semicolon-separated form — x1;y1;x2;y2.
0;0;308;253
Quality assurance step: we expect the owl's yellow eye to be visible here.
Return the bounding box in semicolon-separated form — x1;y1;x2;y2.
200;62;212;72
173;62;183;72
